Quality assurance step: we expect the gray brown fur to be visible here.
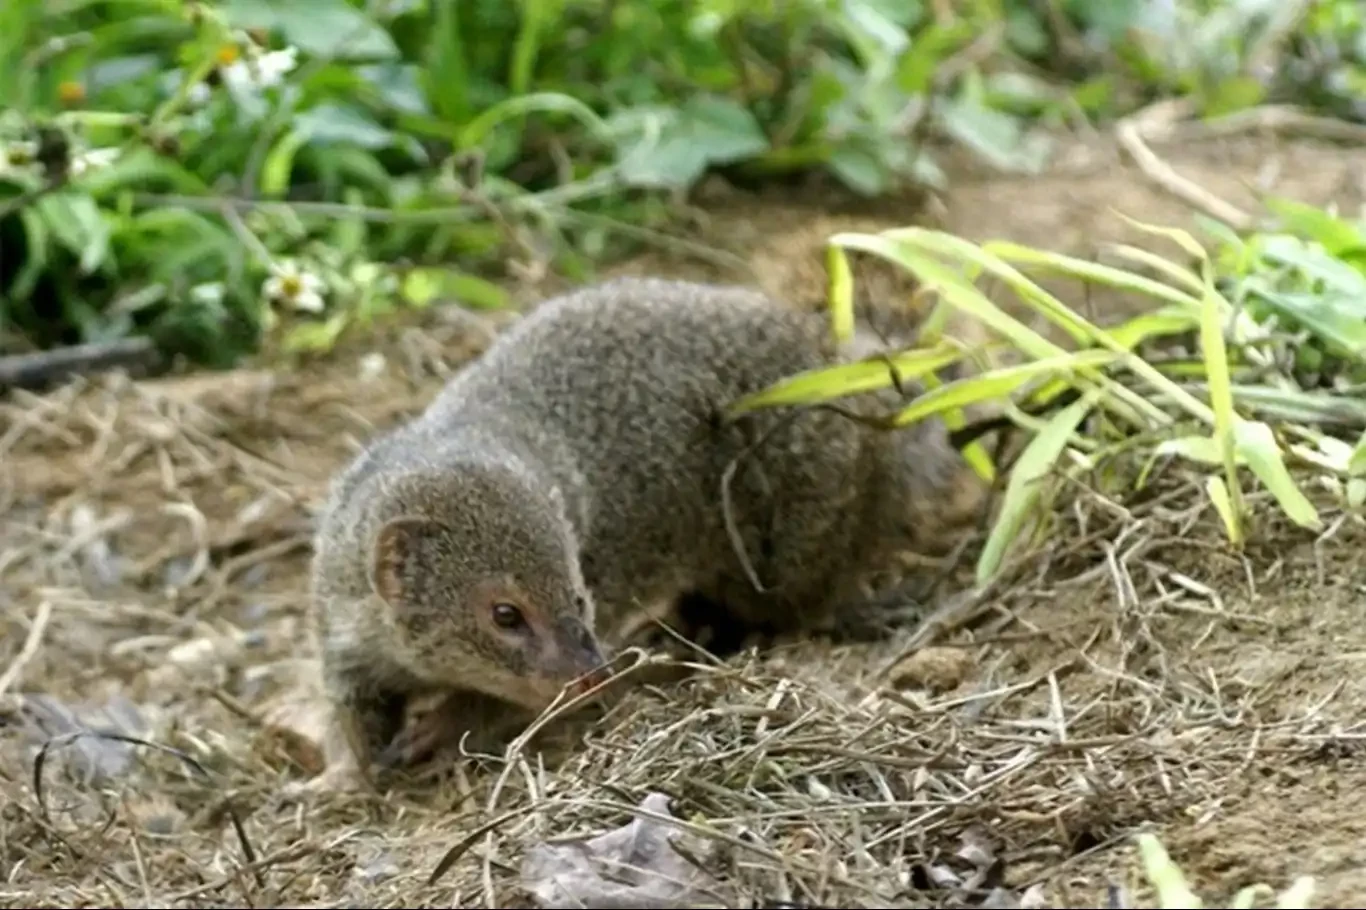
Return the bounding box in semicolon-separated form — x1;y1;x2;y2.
309;276;965;776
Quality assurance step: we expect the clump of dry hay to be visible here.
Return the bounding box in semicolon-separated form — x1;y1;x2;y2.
0;367;1358;909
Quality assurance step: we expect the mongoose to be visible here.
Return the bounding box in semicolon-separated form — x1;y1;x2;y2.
306;276;974;788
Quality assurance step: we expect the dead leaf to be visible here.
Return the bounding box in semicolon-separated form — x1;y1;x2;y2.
519;791;725;909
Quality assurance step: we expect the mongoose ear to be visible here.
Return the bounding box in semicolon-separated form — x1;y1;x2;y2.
371;516;441;606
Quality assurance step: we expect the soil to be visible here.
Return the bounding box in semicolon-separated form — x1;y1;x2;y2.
2;130;1365;908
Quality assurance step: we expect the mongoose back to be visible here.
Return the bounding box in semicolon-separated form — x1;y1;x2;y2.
308;276;969;785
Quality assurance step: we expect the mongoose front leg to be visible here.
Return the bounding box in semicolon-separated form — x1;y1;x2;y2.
298;677;407;794
377;688;532;769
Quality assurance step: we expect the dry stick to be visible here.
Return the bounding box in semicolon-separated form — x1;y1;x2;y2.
0;339;163;394
0;599;53;698
1115;100;1255;232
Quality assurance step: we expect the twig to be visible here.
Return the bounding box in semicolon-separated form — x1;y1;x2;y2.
0;599;53;698
1115;101;1255;231
0;338;164;394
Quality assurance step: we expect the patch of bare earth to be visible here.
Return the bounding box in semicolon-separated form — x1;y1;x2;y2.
1;133;1364;908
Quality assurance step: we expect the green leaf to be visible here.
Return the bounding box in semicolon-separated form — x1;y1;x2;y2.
294;103;400;150
1244;283;1366;361
617;96;769;190
1154;434;1226;466
221;0;399;59
727;343;967;415
1234;421;1323;530
35;192;111;274
259;128;308;197
1136;834;1203;910
1262;195;1366;256
826;242;856;345
282;313;350;353
976;389;1097;584
401;268;510;310
1350;430;1366;477
892;350;1119;428
12;207;50;300
937;95;1050;173
829;143;890;196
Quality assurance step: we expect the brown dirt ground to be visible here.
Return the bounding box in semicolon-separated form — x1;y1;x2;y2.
2;131;1365;909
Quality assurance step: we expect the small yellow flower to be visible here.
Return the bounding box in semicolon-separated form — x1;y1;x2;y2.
215;43;242;67
57;81;86;105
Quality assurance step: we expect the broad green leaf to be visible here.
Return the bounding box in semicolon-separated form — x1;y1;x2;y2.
12;207;50;300
35;192;111;274
1258;234;1366;295
1243;282;1366;360
976;389;1097;583
727;344;968;415
828;143;890;196
1234;420;1322;530
282;313;350;353
401;268;510;310
76;146;210;195
937;95;1050;173
221;0;399;59
295;103;399;150
617;95;768;190
259;128;308;197
1263;195;1366;256
893;350;1119;428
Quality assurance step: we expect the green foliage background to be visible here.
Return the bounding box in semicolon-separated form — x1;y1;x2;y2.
1;0;1363;367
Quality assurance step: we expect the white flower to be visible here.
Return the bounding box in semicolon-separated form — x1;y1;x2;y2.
190;282;225;306
69;147;120;177
263;261;326;313
222;46;299;95
0;140;40;179
186;81;213;107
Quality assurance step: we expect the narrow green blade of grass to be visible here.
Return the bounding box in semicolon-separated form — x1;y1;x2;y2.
975;389;1098;584
1106;304;1202;351
1195;237;1245;546
1206;475;1240;544
826;242;856;344
829;231;1157;433
878;227;1213;427
1155;434;1226;466
985;239;1204;310
1136;833;1203;909
1234;421;1323;530
892;350;1120;428
726;343;968;416
457;92;610;150
1351;429;1366;477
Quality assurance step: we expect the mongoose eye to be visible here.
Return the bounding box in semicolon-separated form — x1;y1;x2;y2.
491;602;527;630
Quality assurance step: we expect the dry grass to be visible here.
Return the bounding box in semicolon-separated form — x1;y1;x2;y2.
1;319;1363;910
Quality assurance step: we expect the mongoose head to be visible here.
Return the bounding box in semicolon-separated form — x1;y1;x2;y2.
368;465;609;712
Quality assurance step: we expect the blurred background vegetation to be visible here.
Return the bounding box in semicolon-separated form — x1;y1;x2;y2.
1;0;1363;369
